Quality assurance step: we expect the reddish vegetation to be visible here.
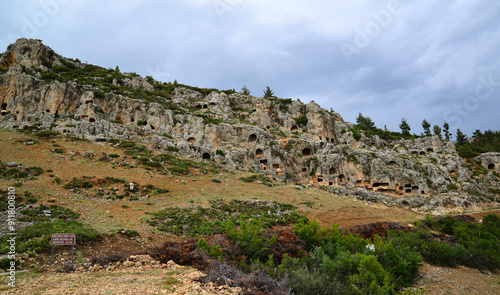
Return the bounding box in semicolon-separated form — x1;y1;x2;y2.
143;240;210;270
343;221;410;240
434;214;476;223
266;228;306;264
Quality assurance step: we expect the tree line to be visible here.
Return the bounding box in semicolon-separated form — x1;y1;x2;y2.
355;113;500;158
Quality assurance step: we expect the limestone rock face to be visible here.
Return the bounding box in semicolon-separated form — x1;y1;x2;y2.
0;38;62;70
1;38;498;213
476;153;500;172
122;76;154;92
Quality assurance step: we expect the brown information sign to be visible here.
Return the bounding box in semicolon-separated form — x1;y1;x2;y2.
51;233;76;246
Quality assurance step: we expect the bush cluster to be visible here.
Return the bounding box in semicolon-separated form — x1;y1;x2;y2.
0;219;100;254
186;214;499;294
239;174;274;186
19;204;80;222
148;199;299;236
0;161;44;180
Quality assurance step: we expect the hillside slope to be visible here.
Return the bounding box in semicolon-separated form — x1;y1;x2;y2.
1;38;499;215
1;38;500;295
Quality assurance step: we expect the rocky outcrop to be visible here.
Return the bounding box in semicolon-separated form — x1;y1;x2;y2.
476;153;500;172
1;38;498;213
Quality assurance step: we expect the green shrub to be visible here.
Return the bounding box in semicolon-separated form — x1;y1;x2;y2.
33;130;59;139
119;140;136;148
168;165;189;174
117;228;139;237
0;219;100;254
348;128;362;141
275;248;393;295
105;176;126;183
293;216;326;250
0;162;44;180
196;238;224;261
225;217;277;261
294;116;308;127
63;177;93;189
373;236;422;287
239;174;273;186
166;146;179;152
19;204;80;222
0;258;19;270
26;195;38;204
149;199;299;236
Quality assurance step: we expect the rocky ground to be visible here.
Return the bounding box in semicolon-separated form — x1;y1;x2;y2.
1;256;499;294
1;255;243;295
412;263;500;295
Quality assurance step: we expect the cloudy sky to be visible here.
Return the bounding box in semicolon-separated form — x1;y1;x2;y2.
1;0;500;137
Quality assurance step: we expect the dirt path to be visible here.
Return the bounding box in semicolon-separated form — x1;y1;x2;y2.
413;263;500;295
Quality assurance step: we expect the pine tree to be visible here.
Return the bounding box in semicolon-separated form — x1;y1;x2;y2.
240;85;251;95
443;121;451;141
421;119;431;137
456;129;467;145
263;86;274;98
472;130;484;145
356;113;376;131
399;118;411;137
433;125;442;139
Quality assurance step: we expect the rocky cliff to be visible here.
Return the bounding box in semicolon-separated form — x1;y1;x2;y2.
1;38;498;214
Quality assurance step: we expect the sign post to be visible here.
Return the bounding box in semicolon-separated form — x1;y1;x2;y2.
50;233;76;268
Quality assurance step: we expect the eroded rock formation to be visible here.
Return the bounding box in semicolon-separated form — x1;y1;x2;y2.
1;38;498;214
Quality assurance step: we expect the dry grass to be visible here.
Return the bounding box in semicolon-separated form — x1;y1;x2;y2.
0;129;423;241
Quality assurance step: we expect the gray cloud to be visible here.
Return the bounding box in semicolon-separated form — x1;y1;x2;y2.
1;0;499;136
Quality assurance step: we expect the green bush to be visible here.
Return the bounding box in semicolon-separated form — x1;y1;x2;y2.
348;128;362;141
63;177;93;189
19;204;80;222
275;248;393;295
239;174;273;186
225;217;277;261
294;116;308;127
196;238;224;261
0;258;19;270
373;236;422;287
293;216;326;250
149;199;299;236
117;228;139;237
386;229;464;267
0;219;100;254
0;162;44;180
33;130;59;139
168;165;189;174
